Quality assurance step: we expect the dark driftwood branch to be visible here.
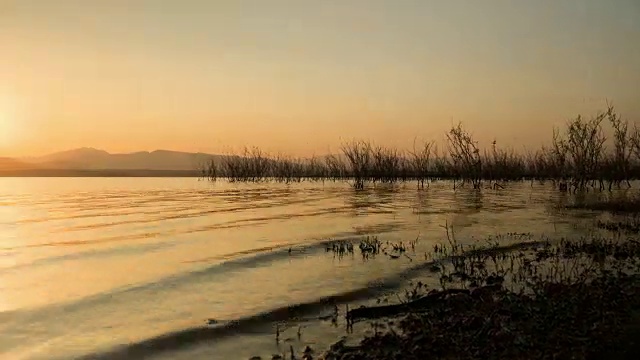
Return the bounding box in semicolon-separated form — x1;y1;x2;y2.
347;288;472;322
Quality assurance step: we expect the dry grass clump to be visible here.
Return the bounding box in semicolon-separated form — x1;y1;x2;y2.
597;215;640;233
324;236;387;260
321;229;640;360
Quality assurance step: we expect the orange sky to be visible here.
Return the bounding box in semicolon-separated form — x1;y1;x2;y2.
1;0;639;157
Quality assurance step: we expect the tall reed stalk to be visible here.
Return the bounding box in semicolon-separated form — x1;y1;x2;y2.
202;106;638;190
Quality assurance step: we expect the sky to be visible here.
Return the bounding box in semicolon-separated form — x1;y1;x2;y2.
0;0;639;157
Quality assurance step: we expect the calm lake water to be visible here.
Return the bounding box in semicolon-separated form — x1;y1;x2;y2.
0;178;615;360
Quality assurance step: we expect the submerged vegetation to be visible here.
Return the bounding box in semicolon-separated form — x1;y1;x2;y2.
253;225;640;359
317;228;640;360
204;105;640;192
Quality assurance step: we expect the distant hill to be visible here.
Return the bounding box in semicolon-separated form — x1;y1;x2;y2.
0;148;339;177
0;157;35;171
0;168;202;177
20;148;222;171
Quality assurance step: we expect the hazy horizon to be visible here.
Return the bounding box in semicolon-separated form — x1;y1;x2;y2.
1;0;639;158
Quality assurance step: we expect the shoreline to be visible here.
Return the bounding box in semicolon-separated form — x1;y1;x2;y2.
318;276;640;360
309;235;640;360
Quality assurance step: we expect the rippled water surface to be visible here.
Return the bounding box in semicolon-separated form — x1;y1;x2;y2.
0;178;608;359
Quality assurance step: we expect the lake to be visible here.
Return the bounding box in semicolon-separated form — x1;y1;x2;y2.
0;177;612;359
